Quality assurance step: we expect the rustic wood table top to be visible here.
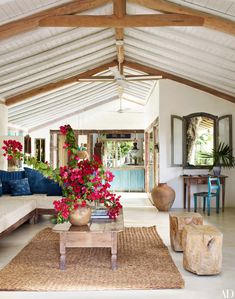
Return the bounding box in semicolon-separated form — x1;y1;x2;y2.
53;211;124;233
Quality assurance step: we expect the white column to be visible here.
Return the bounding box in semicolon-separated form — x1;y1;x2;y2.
0;103;8;170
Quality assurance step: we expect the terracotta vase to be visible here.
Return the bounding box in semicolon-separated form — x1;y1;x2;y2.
151;183;175;211
69;206;92;226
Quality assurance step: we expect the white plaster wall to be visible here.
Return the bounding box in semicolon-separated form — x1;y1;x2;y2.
30;101;145;162
144;82;159;129
159;80;235;208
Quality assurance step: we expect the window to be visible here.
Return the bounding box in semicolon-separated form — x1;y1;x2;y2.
35;138;45;162
103;140;134;167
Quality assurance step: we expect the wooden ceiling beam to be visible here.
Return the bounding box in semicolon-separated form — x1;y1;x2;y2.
0;0;111;40
124;60;235;103
113;0;126;68
5;60;117;106
39;14;204;27
129;0;235;36
78;75;158;80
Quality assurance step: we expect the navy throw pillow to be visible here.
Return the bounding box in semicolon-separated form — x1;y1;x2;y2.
8;178;32;196
24;167;50;194
0;170;25;194
47;180;62;196
0;179;2;197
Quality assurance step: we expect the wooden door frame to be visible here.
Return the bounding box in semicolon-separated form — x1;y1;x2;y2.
145;118;159;192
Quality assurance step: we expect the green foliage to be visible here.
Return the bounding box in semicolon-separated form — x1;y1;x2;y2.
119;142;133;156
200;142;235;169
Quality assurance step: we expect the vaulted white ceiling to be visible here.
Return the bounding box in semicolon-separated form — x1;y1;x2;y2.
0;0;234;130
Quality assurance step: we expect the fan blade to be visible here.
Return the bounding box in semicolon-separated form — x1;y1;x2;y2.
78;78;115;82
126;75;162;81
117;110;143;114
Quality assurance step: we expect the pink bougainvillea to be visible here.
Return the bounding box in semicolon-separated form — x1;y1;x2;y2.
53;124;122;223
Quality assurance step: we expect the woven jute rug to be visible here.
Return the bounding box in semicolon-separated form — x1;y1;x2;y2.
0;226;184;291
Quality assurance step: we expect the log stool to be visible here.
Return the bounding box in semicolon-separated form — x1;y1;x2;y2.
169;212;203;252
182;225;223;275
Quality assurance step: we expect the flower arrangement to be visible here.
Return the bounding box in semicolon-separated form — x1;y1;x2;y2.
2;140;23;161
2;125;122;223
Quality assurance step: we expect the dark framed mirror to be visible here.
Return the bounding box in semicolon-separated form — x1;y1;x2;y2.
183;113;217;168
171;112;232;169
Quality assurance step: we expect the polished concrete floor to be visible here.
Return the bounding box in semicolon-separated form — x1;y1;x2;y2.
0;193;234;299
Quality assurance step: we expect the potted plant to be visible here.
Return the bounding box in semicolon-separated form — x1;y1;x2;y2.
2;140;23;170
201;142;235;175
2;125;122;225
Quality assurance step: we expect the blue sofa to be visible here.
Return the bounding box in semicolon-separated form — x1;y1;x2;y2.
0;167;62;197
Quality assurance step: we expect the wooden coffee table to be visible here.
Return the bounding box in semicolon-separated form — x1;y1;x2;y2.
53;212;124;271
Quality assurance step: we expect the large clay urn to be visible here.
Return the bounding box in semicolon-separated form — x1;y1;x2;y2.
151;183;175;211
69;206;92;226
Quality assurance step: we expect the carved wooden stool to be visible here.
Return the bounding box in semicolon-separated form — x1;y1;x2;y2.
169;212;203;251
182;225;223;275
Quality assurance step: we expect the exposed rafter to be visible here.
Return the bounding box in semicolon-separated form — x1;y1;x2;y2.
124;60;235;103
129;0;235;36
5;61;117;106
39;14;204;27
0;0;111;40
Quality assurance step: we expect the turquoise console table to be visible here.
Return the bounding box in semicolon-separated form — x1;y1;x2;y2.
110;167;145;192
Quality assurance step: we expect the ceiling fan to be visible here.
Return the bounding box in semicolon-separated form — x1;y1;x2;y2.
78;65;162;87
111;86;143;114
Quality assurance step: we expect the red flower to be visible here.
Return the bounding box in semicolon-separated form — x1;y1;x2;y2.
2;139;23;161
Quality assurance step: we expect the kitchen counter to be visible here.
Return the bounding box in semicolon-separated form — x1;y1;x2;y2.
109;165;145;170
109;167;145;192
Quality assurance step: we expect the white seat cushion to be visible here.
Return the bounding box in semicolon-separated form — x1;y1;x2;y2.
34;194;60;209
0;195;36;234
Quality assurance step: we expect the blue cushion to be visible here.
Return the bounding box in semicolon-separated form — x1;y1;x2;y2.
0;179;2;197
8;178;32;196
47;180;62;196
0;170;25;194
24;167;49;194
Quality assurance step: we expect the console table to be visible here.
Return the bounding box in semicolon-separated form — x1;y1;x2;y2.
53;212;124;271
182;175;228;212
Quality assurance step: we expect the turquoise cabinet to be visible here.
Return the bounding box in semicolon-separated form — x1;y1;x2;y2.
110;168;145;192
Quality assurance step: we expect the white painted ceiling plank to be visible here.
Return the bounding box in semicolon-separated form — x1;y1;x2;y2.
10;91;118;124
0;29;114;75
0;38;115;84
125;47;235;92
126;28;235;71
0;52;116;97
9;83;118;119
125;38;235;81
126;54;235;95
